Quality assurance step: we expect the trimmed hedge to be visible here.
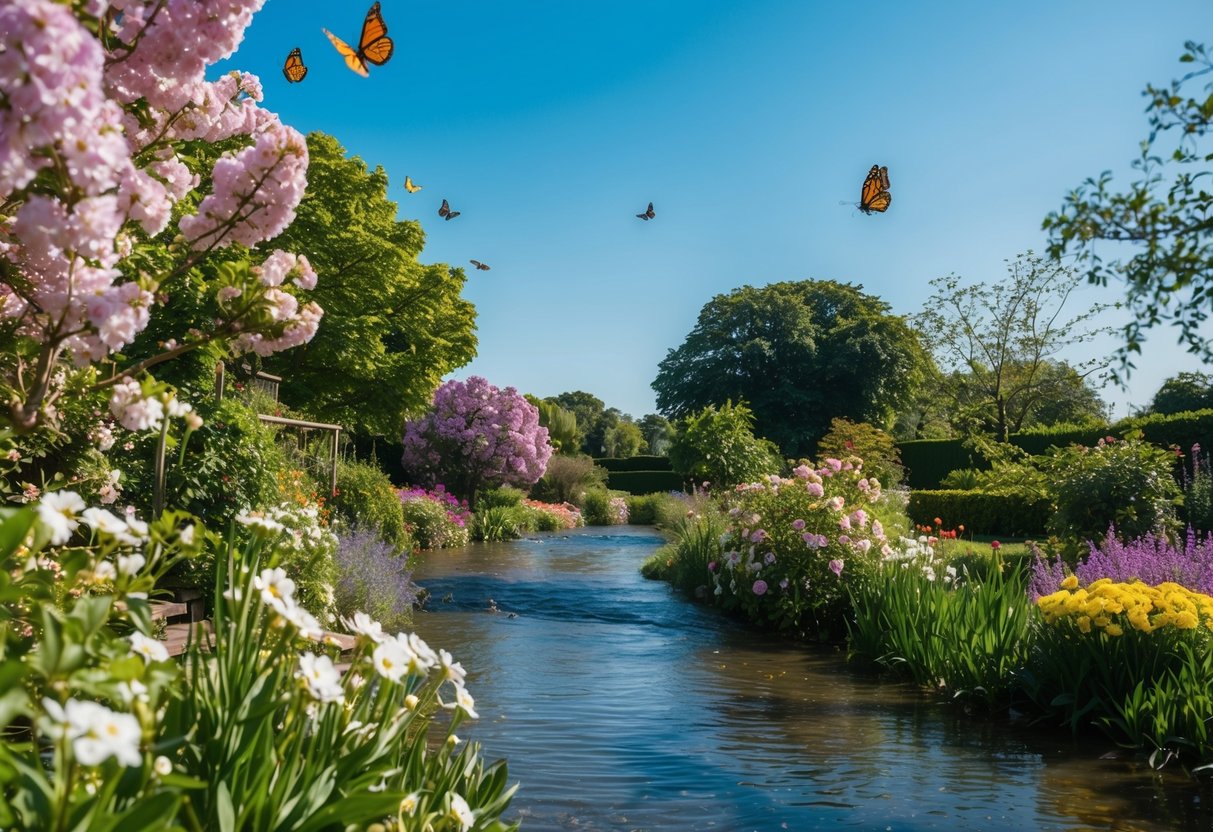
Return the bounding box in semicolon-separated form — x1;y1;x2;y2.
908;490;1050;537
594;455;673;472
605;470;685;495
899;409;1213;489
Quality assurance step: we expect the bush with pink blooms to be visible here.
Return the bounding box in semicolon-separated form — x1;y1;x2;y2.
399;486;472;550
401;376;553;510
707;458;902;639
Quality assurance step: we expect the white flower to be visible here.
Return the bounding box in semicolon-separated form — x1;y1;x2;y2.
92;561;117;583
178;524;196;545
254;567;296;613
82;507;126;536
36;491;86;545
404;694;419;710
401;792;421;816
44;698;142;767
184;412;204;431
116;679;148;705
237;510;286;536
441;685;479;720
281;603;322;639
447;793;475;832
405;633;437;673
438;648;466;687
153;755;173;776
117;553;145;577
164;396;192;418
120;517;150;547
372;639;411;683
296;653;344;704
342;612;387;644
129;632;169;663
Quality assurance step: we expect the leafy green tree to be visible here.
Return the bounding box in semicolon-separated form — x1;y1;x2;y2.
586;407;622;457
815;417;904;486
916;253;1110;442
604;420;645;457
549;391;604;454
1044;42;1213;375
944;360;1108;433
264;133;477;436
653;280;927;457
637;413;675;455
669;401;782;488
1150;371;1213;414
531;398;579;453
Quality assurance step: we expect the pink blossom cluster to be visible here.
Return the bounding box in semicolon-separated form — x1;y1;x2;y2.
401;377;554;498
253;250;318;290
231;289;323;357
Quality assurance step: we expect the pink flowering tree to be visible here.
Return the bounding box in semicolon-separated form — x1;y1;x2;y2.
0;0;321;431
402;376;554;509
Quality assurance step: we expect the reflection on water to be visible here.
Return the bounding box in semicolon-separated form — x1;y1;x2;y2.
409;527;1212;831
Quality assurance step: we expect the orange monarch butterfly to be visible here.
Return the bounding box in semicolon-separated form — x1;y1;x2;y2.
283;47;307;83
322;2;393;78
404;176;422;193
636;201;655;220
438;199;460;221
469;260;490;271
859;164;891;214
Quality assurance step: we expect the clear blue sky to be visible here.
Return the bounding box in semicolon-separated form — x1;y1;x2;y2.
219;0;1213;422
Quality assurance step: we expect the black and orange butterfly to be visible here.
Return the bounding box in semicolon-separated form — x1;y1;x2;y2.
404;176;422;193
636;202;655;220
858;164;891;214
470;260;490;271
322;2;393;78
283;48;307;83
438;199;460;221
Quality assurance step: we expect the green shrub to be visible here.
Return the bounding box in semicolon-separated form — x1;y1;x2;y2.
908;490;1051;537
641;510;728;593
594;456;674;472
898;439;985;489
532;454;607;503
669;401;782;488
605;469;685;495
816;418;905;486
940;468;981;489
471;505;528;541
625;492;684;525
1044;434;1182;544
399;489;471;550
1183;445;1213;533
331;459;411;555
477;486;526;509
578;488;628;525
848;558;1034;708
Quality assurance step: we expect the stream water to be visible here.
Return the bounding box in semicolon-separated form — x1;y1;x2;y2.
409;526;1212;831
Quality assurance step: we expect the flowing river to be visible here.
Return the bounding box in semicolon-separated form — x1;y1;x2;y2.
409;526;1212;831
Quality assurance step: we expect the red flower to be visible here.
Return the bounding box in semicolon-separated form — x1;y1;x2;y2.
991;540;1002;551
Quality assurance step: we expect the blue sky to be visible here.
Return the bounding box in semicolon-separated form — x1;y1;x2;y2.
220;0;1213;422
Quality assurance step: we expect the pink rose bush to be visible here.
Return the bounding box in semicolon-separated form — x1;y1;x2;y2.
0;0;319;428
707;458;895;638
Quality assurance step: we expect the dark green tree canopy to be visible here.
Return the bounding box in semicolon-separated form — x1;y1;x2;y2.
1150;371;1213;415
264;132;477;436
1044;42;1213;374
549;391;604;455
652;280;927;457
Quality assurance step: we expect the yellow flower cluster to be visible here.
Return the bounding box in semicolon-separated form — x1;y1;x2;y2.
1037;577;1213;637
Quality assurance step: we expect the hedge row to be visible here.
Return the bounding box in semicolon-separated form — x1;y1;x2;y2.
898;409;1213;489
907;490;1051;537
594;455;673;472
605;470;686;495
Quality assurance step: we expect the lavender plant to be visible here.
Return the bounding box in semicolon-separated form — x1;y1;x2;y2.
1029;526;1213;599
334;527;417;633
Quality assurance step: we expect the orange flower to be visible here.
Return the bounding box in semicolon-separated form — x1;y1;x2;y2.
934;517;942;526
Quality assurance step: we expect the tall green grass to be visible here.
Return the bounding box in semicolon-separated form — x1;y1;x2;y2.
640;511;727;595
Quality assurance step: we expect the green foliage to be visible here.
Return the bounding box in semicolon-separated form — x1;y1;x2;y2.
637;413;675;456
1044;42;1213;376
1151;372;1213;415
594;456;673;472
399;493;470;550
908;490;1051;537
653;280;929;457
263;132;477;436
577;488;628;525
624;492;684;525
848;562;1035;708
535;400;579;453
668;400;781;488
1184;447;1213;533
548;391;604;455
604;420;645;457
604;470;685;495
641;510;728;593
1044;435;1182;544
531;454;607;503
331;458;411;555
816;417;904;486
915;253;1110;442
899;438;986;489
477;486;526;510
470;505;527;542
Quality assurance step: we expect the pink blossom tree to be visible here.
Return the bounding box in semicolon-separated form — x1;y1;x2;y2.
0;0;321;429
402;376;553;509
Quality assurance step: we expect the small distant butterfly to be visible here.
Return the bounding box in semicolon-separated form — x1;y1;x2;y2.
859;164;891;214
283;47;307;83
636;201;655;220
404;176;422;193
438;199;461;221
470;260;491;271
322;2;393;78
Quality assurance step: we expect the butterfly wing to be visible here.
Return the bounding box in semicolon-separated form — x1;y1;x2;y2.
283;48;308;83
637;201;654;219
438;199;450;217
445;210;461;221
859;165;891;214
323;28;368;76
358;2;394;66
404;176;421;193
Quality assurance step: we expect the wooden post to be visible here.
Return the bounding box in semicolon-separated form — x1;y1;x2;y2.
331;427;340;495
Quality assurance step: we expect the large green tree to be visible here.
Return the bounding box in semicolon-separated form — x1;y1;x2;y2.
916;253;1110;442
1044;42;1213;375
652;280;927;457
1150;371;1213;415
264;133;477;436
549;391;604;455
